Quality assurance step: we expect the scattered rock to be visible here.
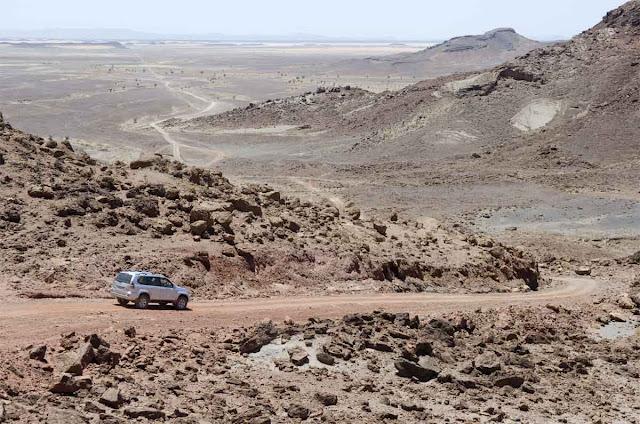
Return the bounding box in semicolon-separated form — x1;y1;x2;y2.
609;312;627;322
100;388;123;409
240;321;278;354
124;407;165;420
287;404;310;420
50;373;91;394
315;392;338;406
29;345;47;362
190;220;209;236
132;197;160;218
394;358;440;382
316;351;336;366
474;351;501;375
129;157;155;169
373;222;387;236
575;266;592;276
124;327;136;338
415;339;433;356
494;375;525;389
27;185;54;200
289;347;309;366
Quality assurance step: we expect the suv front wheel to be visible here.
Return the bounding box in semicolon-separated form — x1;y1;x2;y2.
135;294;150;309
175;295;188;311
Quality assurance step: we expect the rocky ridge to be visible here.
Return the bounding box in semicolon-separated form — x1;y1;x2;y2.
0;114;540;298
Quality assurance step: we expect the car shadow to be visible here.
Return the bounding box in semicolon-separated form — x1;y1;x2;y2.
116;302;191;312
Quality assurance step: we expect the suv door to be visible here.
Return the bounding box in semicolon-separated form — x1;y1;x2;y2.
159;278;176;301
138;276;161;301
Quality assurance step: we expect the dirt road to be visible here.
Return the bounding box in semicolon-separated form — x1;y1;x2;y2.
140;62;225;163
0;277;599;349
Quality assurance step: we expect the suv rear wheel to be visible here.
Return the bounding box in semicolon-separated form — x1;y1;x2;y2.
135;294;150;309
175;295;188;311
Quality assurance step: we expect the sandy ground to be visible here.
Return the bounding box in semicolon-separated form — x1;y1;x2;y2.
0;42;423;151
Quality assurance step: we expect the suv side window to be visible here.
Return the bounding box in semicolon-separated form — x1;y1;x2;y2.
160;278;174;288
138;276;159;286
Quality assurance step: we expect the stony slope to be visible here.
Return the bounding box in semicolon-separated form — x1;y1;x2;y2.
0;114;540;299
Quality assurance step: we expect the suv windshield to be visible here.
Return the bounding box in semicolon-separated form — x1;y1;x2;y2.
115;273;132;284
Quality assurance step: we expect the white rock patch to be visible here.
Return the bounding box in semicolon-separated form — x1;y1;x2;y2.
511;99;563;132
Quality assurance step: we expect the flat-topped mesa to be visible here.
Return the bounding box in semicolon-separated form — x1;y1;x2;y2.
435;27;538;53
485;27;517;35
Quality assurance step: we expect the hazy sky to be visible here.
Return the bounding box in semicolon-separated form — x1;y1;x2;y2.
2;0;629;39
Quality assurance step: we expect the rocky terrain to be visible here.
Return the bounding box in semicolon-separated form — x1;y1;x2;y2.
2;294;640;423
2;3;640;423
0;113;540;299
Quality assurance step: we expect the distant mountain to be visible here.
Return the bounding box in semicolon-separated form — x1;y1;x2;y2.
348;28;545;77
404;28;541;57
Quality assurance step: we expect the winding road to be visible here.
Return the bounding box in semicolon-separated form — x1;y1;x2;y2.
0;277;599;349
144;66;224;164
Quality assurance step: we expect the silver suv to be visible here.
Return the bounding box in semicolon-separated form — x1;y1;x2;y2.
111;271;191;310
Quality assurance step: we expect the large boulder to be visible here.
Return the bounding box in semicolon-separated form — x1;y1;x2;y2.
286;404;310;420
474;351;501;375
50;373;92;394
230;197;262;216
132;197;159;218
190;201;230;225
129;157;156;170
27;185;55;200
100;388;123;409
152;219;175;236
289;347;309;366
190;220;209;236
124;407;165;420
29;345;47;362
394;358;440;382
240;321;278;354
